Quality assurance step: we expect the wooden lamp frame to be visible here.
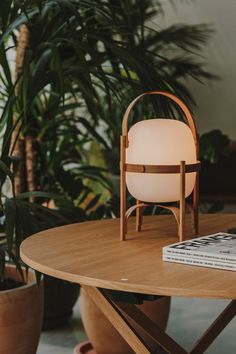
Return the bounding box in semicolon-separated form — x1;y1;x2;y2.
120;91;201;242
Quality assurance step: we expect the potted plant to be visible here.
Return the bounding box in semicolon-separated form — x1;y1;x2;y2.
0;157;86;349
0;257;43;354
0;0;110;330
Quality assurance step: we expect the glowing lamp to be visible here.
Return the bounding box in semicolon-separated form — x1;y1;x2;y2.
120;91;200;242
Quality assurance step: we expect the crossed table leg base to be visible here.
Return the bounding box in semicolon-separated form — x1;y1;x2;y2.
82;285;236;354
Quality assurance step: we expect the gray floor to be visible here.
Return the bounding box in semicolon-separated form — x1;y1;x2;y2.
37;297;236;353
37;300;86;354
168;297;236;353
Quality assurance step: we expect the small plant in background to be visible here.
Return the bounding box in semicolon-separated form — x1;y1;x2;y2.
79;0;216;177
199;129;236;213
200;129;231;164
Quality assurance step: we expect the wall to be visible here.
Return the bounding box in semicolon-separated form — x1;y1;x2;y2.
158;0;236;139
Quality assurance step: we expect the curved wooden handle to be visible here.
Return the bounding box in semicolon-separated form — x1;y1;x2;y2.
122;91;198;146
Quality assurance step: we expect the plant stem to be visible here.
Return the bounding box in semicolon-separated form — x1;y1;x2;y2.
11;25;30;195
25;135;37;202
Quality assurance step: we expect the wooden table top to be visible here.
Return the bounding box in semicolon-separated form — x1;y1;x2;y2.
20;214;236;299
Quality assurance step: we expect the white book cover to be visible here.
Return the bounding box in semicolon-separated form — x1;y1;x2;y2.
163;253;236;272
163;232;236;263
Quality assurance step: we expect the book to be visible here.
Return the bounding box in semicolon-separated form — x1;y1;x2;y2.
162;232;236;271
163;254;236;271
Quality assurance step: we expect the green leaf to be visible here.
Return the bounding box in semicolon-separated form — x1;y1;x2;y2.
0;43;13;87
77;117;110;150
16;191;57;200
5;198;16;251
0;248;6;283
35;270;42;287
85;194;101;212
0;8;38;45
0;160;15;194
7;249;25;283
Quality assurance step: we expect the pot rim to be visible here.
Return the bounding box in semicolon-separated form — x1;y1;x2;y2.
0;264;42;294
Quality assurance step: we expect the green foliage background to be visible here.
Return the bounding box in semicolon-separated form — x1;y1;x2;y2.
0;0;214;281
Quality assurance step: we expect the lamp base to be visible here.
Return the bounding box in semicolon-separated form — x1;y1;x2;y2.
122;200;198;242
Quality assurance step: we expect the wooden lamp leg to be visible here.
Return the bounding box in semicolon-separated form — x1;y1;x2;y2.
193;133;200;235
193;170;199;235
136;200;142;232
179;161;186;242
120;136;127;241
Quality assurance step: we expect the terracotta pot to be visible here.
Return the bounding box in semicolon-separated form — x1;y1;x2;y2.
79;288;171;354
0;265;44;354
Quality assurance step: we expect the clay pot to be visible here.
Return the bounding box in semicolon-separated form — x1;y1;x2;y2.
79;288;171;354
0;265;44;354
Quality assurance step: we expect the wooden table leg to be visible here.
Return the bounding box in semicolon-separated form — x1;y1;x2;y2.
83;286;236;354
112;296;187;354
82;285;152;354
83;285;187;354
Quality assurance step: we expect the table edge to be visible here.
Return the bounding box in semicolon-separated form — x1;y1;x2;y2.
20;246;236;300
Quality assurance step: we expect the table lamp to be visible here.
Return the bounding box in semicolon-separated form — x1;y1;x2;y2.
120;91;201;241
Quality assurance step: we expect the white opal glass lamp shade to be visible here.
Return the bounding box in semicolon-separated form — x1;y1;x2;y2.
126;119;197;203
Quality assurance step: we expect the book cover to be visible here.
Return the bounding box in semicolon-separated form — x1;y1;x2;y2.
163;232;236;263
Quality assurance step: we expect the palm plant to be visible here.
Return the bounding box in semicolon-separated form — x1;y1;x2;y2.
0;0;214;284
80;1;215;174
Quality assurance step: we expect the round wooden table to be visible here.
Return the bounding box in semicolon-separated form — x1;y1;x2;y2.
21;214;236;354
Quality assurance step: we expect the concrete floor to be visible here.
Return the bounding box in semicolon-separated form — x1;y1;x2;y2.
37;298;86;354
37;296;236;353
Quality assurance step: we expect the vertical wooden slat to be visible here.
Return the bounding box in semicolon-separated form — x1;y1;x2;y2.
193;133;200;235
193;171;199;235
179;161;186;242
120;135;127;241
136;200;142;232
